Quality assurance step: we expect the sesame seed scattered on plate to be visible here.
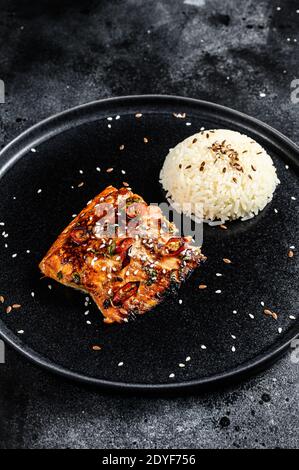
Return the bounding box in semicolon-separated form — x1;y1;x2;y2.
86;320;91;325
169;373;175;378
278;327;282;334
233;310;237;314
231;334;236;340
118;361;124;367
216;273;222;277
185;356;191;362
179;363;185;368
30;148;36;152
289;315;296;320
31;292;35;298
84;310;89;316
179;299;183;304
37;189;42;194
201;345;207;350
249;313;255;319
17;330;24;334
291;196;296;201
96;167;101;172
215;289;222;294
231;346;236;352
12;253;17;258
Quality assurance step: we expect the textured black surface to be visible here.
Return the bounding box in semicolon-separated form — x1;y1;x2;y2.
0;0;298;449
0;96;298;391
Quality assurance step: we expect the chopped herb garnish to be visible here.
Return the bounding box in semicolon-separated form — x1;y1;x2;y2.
107;240;116;256
57;271;63;280
145;267;158;285
72;272;81;284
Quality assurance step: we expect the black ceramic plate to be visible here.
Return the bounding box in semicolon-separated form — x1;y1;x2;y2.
0;95;298;392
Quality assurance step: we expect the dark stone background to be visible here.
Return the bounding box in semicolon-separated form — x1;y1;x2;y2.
0;0;298;449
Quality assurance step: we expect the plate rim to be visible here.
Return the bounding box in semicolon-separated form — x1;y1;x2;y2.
0;94;298;392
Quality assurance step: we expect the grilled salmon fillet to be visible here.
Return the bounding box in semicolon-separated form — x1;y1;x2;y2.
39;186;205;324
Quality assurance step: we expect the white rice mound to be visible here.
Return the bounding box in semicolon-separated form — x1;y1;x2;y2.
160;129;280;223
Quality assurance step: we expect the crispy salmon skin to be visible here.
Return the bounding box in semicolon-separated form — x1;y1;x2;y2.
39;186;205;324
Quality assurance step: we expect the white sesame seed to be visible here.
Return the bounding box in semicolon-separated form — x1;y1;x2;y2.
231;334;236;340
31;292;35;298
30;148;36;152
215;290;222;294
289;315;296;320
115;115;120;120
107;117;113;121
261;301;265;307
17;330;24;334
96;167;101;172
186;122;192;126
86;320;91;325
285;164;289;169
231;346;236;352
201;345;207;350
233;310;237;314
249;313;255;319
276;6;281;11
26;250;30;254
79;170;83;174
200;127;205;131
259;92;266;98
84;310;89;316
37;189;42;194
290;245;295;250
216;273;222;277
121;170;126;174
179;363;185;368
169;373;175;378
185;356;191;362
274;208;278;214
278;327;282;334
108;124;112;129
179;299;183;304
12;253;17;258
48;285;52;290
0;222;4;226
291;196;296;201
118;362;124;367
